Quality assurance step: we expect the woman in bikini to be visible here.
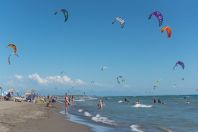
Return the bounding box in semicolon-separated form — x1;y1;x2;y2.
65;93;69;113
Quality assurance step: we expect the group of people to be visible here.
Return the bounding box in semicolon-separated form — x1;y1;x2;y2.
97;99;105;110
3;91;13;101
64;93;74;113
153;97;163;104
46;96;58;107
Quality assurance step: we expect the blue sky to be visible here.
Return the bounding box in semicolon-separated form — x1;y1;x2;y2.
0;0;198;96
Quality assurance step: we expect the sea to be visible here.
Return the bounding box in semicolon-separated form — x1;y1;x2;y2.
59;95;198;132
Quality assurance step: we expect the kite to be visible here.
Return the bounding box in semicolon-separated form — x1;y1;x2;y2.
173;61;185;70
153;80;160;89
60;71;66;75
101;66;108;71
112;17;125;28
161;26;172;38
148;11;163;27
116;76;125;84
54;9;69;22
8;44;18;56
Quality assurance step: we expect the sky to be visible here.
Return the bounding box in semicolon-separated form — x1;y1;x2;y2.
0;0;198;96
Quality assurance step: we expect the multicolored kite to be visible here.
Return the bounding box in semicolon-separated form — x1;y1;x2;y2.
148;11;163;27
8;44;18;56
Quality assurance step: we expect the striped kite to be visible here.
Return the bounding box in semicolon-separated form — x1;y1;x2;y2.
112;17;125;28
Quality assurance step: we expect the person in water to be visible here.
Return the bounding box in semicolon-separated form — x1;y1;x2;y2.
98;99;103;110
158;99;161;104
135;98;140;104
124;98;129;102
153;97;157;104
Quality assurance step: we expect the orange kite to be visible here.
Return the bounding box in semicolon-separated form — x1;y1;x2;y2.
161;26;172;38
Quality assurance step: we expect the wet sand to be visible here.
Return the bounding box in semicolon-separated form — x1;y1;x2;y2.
0;101;90;132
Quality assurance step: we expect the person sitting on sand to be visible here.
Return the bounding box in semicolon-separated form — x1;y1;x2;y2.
4;92;11;101
52;96;57;103
46;96;52;107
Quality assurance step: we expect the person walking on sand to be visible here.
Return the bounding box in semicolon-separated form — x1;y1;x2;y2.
65;93;69;113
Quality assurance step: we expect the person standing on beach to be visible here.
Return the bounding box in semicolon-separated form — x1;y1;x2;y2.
71;95;74;110
65;93;69;113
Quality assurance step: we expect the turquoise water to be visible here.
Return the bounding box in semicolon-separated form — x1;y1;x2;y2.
60;95;198;132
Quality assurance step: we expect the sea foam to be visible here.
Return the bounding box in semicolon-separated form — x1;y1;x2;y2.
91;114;117;126
132;104;152;108
78;109;83;113
84;111;92;117
130;124;144;132
75;99;85;102
118;100;124;103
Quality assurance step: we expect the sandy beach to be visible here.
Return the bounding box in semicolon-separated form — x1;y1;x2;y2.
0;101;90;132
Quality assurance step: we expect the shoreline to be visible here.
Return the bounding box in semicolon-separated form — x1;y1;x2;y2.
0;101;91;132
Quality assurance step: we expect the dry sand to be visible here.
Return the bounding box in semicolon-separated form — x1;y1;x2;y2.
0;101;90;132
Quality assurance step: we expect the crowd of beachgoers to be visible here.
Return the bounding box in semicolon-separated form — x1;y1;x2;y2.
0;90;59;108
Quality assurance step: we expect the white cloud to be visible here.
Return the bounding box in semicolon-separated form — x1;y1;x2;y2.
28;73;48;84
28;73;85;86
14;74;23;80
